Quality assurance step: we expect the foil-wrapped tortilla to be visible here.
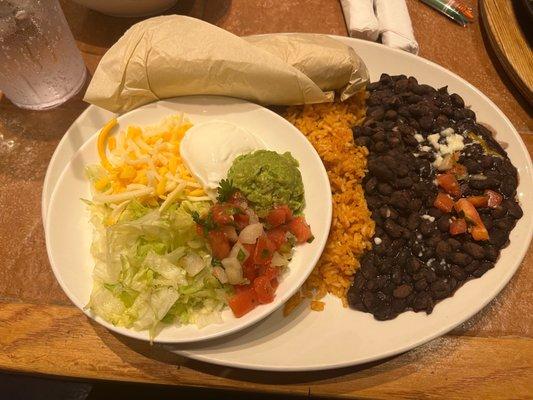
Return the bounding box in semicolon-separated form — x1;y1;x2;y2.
84;15;369;113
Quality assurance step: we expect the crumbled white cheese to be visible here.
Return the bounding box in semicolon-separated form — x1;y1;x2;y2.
441;127;455;137
416;233;422;240
420;145;432;152
433;154;444;169
439;133;464;155
421;214;435;222
418;252;423;257
414;133;424;143
374;237;382;245
413;153;420;158
428;133;441;149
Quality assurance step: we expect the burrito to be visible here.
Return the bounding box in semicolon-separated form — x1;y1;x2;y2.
84;16;369;113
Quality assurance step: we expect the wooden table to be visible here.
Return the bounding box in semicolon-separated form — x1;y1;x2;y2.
1;0;531;398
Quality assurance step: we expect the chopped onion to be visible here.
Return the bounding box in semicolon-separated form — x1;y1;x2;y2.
221;225;238;242
246;209;260;224
239;223;263;244
229;242;250;262
181;253;205;276
437;154;454;171
470;174;487;180
271;251;289;267
222;257;243;284
212;266;228;284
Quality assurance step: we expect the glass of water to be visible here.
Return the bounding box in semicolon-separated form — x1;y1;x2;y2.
0;0;87;110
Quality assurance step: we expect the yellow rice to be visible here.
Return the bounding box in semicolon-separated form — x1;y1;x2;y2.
283;92;375;313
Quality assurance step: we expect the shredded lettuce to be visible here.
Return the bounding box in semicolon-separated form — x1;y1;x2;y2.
85;199;230;338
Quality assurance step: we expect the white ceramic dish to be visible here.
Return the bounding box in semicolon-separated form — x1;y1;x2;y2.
43;35;533;370
70;0;178;17
45;95;332;343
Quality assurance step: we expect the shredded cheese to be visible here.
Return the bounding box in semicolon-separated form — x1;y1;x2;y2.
91;115;206;209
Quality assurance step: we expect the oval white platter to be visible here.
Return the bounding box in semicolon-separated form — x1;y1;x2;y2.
43;35;532;370
45;95;332;343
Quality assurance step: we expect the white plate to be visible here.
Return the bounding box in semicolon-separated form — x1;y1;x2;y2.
45;95;332;343
43;36;533;370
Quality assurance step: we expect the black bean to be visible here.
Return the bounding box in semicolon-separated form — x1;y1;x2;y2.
393;284;413;299
450;93;465;108
437;216;451;232
369;161;394;182
412;292;432;312
424;269;438;283
409;198;423;212
463;242;485;260
419;115;434;130
365;177;378;193
353;273;366;290
361;262;378;280
435;114;449;126
450;265;466;280
391;298;407;314
390;191;410;210
505;200;523;219
435;241;452;259
348;289;365;311
419;220;434;236
406;257;423;274
484;245;499;262
414;279;428;291
500;178;517;197
355;136;371;147
489;229;508;248
448;252;472;267
362;291;376;310
384;219;403;239
447;238;462;251
407;213;420;230
431;278;451;299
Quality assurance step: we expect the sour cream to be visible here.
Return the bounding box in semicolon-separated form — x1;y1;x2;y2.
180;120;264;194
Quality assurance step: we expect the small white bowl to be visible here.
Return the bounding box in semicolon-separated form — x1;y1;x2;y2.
45;95;332;343
71;0;178;17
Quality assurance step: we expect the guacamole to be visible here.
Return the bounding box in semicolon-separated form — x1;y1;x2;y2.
227;150;305;214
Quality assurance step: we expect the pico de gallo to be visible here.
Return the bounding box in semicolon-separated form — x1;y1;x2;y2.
193;180;313;318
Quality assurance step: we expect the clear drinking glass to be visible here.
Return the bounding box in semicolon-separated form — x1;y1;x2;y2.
0;0;87;110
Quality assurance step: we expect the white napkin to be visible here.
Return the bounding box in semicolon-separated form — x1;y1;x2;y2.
375;0;419;54
340;0;379;41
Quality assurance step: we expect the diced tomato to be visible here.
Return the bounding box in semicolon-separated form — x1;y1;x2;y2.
253;275;275;304
449;163;468;179
454;198;490;241
266;205;293;227
288;216;313;244
211;204;234;225
270;278;279;290
242;262;257;283
437;173;461;197
466;195;488;208
208;230;231;259
228;191;248;207
454;198;484;227
234;211;250;230
449;218;467;235
229;287;257;317
267;227;287;250
265;266;279;282
486;190;503;208
434;192;454;213
253;234;276;265
471;225;489;241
